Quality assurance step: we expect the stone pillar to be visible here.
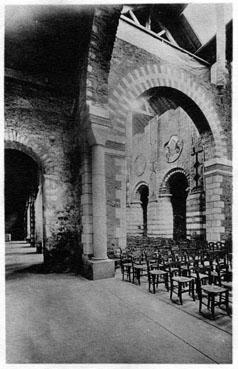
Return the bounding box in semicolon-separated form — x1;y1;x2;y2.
92;143;108;260
81;145;93;256
147;195;173;238
211;4;228;86
186;190;206;239
30;199;35;247
127;201;144;235
35;184;43;243
86;106;115;279
26;201;31;241
216;4;227;86
204;159;232;242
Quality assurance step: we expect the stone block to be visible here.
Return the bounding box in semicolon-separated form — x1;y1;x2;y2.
88;258;115;280
210;195;221;202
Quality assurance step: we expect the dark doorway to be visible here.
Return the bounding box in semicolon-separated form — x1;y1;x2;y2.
138;185;149;236
168;173;188;241
5;149;39;241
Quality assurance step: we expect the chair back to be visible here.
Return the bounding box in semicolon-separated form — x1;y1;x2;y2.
215;260;229;285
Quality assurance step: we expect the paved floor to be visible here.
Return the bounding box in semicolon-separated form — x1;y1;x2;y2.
5;242;232;364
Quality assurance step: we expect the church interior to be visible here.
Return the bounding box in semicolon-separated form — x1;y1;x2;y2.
4;3;233;364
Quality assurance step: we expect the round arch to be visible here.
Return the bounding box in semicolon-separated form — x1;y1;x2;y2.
4;134;47;246
109;63;228;159
160;167;190;195
4;128;53;174
132;181;149;202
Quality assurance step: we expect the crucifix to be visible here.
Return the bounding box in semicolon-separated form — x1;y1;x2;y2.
191;145;203;188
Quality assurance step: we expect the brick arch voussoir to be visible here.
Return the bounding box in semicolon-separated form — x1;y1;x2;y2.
131;181;149;202
160;167;190;195
109;64;228;159
4;128;52;174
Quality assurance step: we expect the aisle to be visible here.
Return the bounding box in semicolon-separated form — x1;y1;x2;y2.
5;242;232;364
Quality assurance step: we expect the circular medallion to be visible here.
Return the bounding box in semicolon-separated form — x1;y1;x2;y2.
164;135;183;163
134;154;147;176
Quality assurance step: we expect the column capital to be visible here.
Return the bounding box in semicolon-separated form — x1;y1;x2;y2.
204;158;232;176
204;158;232;168
158;193;172;199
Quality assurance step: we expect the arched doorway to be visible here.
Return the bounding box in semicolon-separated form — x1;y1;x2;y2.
167;172;188;240
138;185;149;236
5;149;43;247
128;183;149;236
110;64;231;242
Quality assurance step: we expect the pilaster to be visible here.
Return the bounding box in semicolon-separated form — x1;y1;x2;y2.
204;159;232;241
85;105;115;279
147;195;173;238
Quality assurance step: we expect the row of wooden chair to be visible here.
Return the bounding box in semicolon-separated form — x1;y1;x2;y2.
120;248;232;320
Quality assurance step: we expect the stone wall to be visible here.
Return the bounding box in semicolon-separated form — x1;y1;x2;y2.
108;30;232;244
126;107;206;239
5;77;82;271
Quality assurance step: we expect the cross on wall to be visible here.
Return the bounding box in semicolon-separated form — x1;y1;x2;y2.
191;145;203;188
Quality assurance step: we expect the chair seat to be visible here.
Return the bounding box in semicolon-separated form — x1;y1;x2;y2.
180;265;187;270
202;284;228;295
149;259;157;263
123;263;132;267
150;270;167;276
170;267;179;272
172;276;193;283
221;281;232;290
134;264;146;270
190;272;207;280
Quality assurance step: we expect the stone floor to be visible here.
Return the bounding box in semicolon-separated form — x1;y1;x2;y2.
5;242;233;364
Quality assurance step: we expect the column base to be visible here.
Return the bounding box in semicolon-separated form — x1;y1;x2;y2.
87;258;115;280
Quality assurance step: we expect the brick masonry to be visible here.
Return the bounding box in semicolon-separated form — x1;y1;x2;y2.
108;35;232;244
5;78;83;271
4;8;232;274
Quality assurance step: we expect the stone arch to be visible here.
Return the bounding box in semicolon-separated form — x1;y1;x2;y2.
4;129;48;246
132;181;149;202
160;167;190;195
4;128;53;174
109;64;228;159
159;168;190;240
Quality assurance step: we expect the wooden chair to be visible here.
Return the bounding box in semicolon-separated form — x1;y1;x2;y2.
131;252;147;285
146;258;169;294
120;251;133;282
168;262;195;305
196;269;230;320
214;241;226;259
200;255;213;277
206;241;215;259
189;265;209;296
210;258;229;285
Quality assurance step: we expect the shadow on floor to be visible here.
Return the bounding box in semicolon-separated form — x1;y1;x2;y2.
6;262;86;281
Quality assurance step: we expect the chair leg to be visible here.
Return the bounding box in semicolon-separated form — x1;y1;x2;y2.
207;295;210;309
165;274;169;291
211;294;215;320
137;269;141;285
191;280;195;301
199;297;202;313
121;266;124;281
126;267;129;282
170;280;173;300
152;275;156;294
178;283;183;305
225;290;230;316
148;274;151;292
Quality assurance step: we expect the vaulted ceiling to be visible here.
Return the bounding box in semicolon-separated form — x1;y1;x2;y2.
5;5;94;94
